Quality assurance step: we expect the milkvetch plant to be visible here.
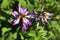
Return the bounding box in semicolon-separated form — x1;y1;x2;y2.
11;5;53;32
1;0;60;40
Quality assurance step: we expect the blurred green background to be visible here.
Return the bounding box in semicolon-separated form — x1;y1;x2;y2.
0;0;60;40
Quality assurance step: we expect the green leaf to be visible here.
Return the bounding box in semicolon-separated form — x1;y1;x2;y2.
28;31;35;37
12;32;17;39
48;31;56;39
4;10;12;15
0;15;6;20
1;0;15;10
19;0;26;7
2;27;12;35
28;30;36;40
51;21;60;32
1;0;10;9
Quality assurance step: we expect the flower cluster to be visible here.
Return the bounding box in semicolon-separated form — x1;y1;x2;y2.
36;11;53;26
11;5;53;31
11;6;34;31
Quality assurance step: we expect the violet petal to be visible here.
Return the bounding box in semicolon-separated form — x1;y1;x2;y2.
23;18;32;26
19;6;24;14
22;23;27;32
12;11;18;17
23;9;28;15
25;13;35;18
11;17;20;25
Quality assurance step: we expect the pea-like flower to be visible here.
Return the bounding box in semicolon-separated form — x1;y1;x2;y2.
35;11;53;26
11;6;35;31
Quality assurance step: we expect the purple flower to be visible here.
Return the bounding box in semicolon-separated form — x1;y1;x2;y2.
11;6;35;31
35;12;53;26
